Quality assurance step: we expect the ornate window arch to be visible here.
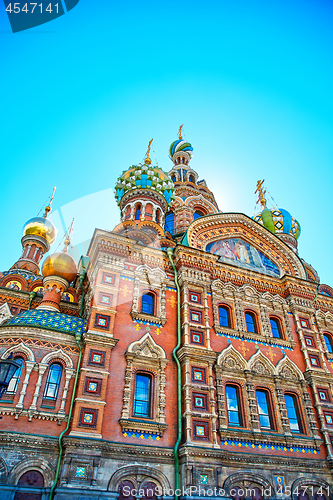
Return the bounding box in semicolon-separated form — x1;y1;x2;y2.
245;310;260;334
119;333;168;438
269;316;284;339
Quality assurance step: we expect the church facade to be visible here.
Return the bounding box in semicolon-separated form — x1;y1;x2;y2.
0;130;332;499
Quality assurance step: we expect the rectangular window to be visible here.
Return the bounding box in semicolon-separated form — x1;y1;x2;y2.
190;311;202;324
84;378;102;395
226;385;242;426
284;394;302;433
102;272;115;285
192;392;207;410
79;408;98;428
219;306;231;328
190;330;204;345
88;350;105;366
133;373;152;418
309;355;320;367
318;389;329;402
193;420;208;439
189;292;201;304
256;390;273;430
192;367;206;383
94;314;110;329
300;318;310;329
304;335;315;347
98;292;112;306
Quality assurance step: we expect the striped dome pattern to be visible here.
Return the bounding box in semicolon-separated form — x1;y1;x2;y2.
114;163;175;206
253;208;301;240
169;139;194;160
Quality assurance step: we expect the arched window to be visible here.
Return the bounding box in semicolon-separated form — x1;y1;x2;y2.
135;204;141;220
219;305;231;328
165;212;175;235
297;492;310;500
225;385;242;426
6;357;24;394
251;488;264;500
141;293;155;315
133;373;152;417
141;481;158;500
284;393;303;433
324;333;333;353
43;363;62;400
270;317;282;338
156;210;160;224
245;311;258;333
125;206;131;220
256;389;273;429
230;487;245;500
171;175;176;182
14;470;44;500
194;210;205;220
189;175;195;183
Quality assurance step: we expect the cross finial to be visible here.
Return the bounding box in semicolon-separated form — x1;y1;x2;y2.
144;139;153;165
178;124;183;140
44;186;56;218
255;179;267;208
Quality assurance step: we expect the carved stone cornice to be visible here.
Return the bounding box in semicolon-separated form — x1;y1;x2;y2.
130;311;167;326
118;418;167;436
82;330;118;349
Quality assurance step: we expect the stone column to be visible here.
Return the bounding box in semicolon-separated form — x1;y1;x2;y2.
274;380;291;436
29;363;48;410
15;361;35;409
245;371;259;431
234;297;246;331
58;368;75;414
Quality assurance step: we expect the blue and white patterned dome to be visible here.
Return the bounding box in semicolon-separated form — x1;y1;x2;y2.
169;139;194;161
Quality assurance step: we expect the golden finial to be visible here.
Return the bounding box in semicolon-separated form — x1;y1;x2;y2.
43;186;56;218
178;124;184;140
144;139;153;165
63;219;74;253
255;179;267;208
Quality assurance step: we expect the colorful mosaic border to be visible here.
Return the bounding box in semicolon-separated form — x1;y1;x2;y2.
166;286;177;292
5;310;87;335
216;331;292;351
120;275;135;282
123;431;161;440
222;438;318;454
1;270;40;282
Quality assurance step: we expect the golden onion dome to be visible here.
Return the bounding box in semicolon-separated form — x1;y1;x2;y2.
23;216;57;244
42;251;78;284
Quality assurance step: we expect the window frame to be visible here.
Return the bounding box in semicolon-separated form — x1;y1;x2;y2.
140;292;156;316
255;388;275;431
132;372;153;419
43;363;63;401
225;383;243;427
323;332;333;353
5;356;24;395
218;304;232;328
245;310;259;334
284;392;304;434
270;316;283;339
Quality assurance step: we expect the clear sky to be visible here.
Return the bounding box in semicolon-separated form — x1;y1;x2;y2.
1;0;332;284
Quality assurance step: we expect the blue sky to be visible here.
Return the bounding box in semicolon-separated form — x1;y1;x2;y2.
1;0;332;284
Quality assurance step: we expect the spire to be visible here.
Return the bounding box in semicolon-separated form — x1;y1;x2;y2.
178;124;184;140
144;139;153;165
63;219;74;253
255;179;267;209
43;186;56;218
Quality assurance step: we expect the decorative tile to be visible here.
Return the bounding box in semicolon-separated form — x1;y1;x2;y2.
122;431;161;440
200;475;208;485
75;467;86;478
5;310;86;335
221;438;318;454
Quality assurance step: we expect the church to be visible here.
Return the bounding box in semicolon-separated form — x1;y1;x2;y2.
0;127;332;499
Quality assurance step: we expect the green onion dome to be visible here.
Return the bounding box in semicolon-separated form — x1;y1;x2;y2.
114;161;175;206
253;208;301;240
169;139;194;161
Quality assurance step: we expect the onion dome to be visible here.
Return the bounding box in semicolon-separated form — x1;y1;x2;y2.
253;208;301;240
42;238;78;284
169;139;194;161
23;212;57;244
114;142;175;206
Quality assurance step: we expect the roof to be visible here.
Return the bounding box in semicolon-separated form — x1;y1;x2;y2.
3;309;86;335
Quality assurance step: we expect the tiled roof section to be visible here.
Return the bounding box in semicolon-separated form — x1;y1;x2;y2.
3;309;86;335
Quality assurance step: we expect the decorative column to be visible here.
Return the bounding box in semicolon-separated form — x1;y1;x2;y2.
245;371;259;431
204;287;211;349
58;368;75;414
274;379;291;436
160;284;167;322
234;296;246;331
15;361;35;409
282;305;294;342
157;360;167;424
29;363;48;410
258;301;271;336
208;361;218;447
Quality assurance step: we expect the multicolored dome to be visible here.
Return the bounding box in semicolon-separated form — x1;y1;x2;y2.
253;208;301;240
114;162;175;206
23;216;57;244
169;139;194;160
